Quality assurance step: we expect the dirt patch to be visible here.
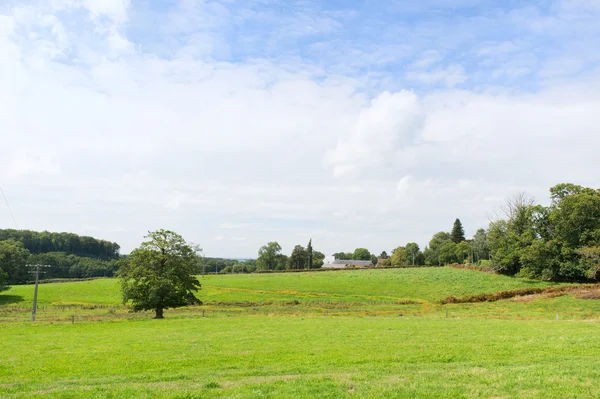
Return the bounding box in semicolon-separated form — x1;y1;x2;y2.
441;284;600;304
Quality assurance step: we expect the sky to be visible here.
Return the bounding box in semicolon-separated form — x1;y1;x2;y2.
1;0;600;258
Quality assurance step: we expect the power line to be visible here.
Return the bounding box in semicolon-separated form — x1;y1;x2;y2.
27;264;51;322
0;186;18;228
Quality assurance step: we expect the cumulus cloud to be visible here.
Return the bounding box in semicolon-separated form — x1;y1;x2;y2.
1;0;600;257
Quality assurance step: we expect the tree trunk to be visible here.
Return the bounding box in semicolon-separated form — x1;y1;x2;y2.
154;306;164;319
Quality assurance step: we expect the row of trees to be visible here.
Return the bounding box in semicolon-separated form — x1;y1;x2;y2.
256;240;325;271
0;234;122;290
0;229;120;260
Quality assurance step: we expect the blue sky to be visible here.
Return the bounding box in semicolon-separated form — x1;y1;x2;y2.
1;0;600;257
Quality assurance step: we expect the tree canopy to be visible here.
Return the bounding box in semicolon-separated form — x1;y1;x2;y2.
257;242;282;271
486;185;600;280
352;248;371;261
0;229;120;260
118;230;201;319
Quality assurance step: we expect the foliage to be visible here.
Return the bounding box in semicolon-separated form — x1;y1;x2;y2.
352;248;371;261
455;241;471;263
379;251;389;259
287;245;308;270
312;251;325;268
118;230;202;318
578;246;600;280
471;228;489;262
333;252;353;260
404;243;424;266
0;240;31;284
257;242;282;271
486;184;600;280
307;239;313;269
439;241;457;265
0;229;120;260
425;232;452;265
0;268;7;292
450;218;466;243
391;247;406;267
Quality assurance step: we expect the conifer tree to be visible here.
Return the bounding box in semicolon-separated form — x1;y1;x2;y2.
451;219;466;243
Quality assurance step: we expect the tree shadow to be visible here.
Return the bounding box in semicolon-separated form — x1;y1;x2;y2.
0;295;25;305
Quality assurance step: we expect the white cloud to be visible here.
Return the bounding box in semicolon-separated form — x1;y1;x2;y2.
0;0;599;258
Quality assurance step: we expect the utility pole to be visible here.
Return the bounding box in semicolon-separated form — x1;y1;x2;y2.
27;264;51;322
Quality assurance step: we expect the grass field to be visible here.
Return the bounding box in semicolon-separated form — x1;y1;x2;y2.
2;267;558;306
2;267;600;398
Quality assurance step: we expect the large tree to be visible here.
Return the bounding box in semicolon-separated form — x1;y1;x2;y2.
404;243;424;266
257;242;282;271
425;232;452;265
118;230;202;319
451;219;466;243
288;245;308;270
312;251;325;268
0;240;31;284
352;248;371;261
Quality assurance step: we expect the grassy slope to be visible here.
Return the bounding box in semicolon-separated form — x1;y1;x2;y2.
1;317;600;398
1;267;558;306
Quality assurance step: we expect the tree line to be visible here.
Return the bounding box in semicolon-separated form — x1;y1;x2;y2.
255;239;325;271
373;183;600;281
0;229;120;260
0;230;122;290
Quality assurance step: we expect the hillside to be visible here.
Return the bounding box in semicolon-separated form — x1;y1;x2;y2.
2;267;558;306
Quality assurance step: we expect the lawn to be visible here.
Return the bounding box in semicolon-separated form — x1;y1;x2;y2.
1;316;600;398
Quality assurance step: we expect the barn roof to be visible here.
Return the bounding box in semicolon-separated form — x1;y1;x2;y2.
329;259;373;267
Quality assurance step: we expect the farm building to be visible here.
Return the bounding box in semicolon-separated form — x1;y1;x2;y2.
322;259;373;269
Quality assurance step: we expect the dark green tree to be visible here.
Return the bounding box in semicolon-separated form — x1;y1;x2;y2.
425;232;452;265
0;240;31;284
0;267;8;292
451;219;466;243
379;251;389;259
288;245;307;270
312;251;325;268
307;239;313;270
404;243;424;265
118;230;202;319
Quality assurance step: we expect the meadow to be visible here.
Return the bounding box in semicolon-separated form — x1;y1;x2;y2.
2;267;600;398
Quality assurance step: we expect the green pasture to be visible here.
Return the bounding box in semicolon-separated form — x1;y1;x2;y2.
1;267;558;306
2;317;600;398
2;267;600;398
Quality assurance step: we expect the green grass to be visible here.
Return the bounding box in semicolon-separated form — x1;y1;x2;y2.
2;267;558;306
1;316;600;398
2;267;600;398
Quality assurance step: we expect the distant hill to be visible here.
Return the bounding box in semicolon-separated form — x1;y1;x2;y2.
0;229;120;260
0;229;121;283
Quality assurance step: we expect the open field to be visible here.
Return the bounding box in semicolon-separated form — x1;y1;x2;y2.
2;267;600;398
2;267;560;306
2;317;600;398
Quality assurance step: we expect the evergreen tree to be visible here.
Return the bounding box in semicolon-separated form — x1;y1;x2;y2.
451;219;466;243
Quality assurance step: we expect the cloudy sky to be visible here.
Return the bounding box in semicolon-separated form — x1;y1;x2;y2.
1;0;600;257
